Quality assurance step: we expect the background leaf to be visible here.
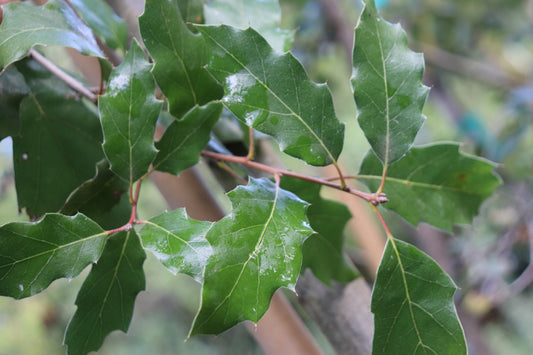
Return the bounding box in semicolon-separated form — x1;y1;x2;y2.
139;0;222;118
352;0;429;165
196;25;344;166
0;0;103;71
280;177;358;286
99;39;161;184
69;0;128;50
190;177;313;335
13;61;104;217
60;160;131;230
140;209;212;282
372;237;466;354
204;0;293;53
0;213;106;299
358;143;501;231
64;230;146;355
152;102;222;175
0;66;29;140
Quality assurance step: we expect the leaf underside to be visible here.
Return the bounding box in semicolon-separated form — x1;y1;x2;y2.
196;24;344;166
358;143;501;231
190;177;313;335
64;230;146;355
352;0;429;165
0;213;105;299
372;238;467;355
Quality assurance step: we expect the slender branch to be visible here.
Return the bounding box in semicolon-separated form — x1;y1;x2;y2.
29;49;97;102
106;179;143;235
371;204;393;239
217;161;248;184
202;150;388;205
247;127;255;160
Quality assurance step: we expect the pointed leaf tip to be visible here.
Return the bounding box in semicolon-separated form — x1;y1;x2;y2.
352;2;429;165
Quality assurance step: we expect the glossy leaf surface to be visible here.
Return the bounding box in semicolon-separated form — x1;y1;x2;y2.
352;0;429;165
204;0;293;53
0;0;103;71
358;143;501;231
0;66;29;139
64;230;146;355
153;102;222;175
70;0;127;50
60;160;131;230
196;25;344;166
99;39;161;184
139;0;222;118
0;213;106;299
140;209;212;282
372;238;466;354
191;178;313;335
13;64;104;217
281;177;357;285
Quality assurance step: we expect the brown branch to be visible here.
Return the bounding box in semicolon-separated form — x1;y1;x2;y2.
201;150;388;205
29;49;97;102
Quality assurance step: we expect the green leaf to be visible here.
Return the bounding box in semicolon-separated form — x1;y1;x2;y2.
372;238;466;354
64;230;146;355
140;209;212;282
99;39;162;184
60;160;131;230
196;25;344;166
0;66;29;140
280;177;358;286
13;61;104;217
0;213;106;299
358;143;501;231
69;0;128;50
204;0;293;53
190;177;313;335
178;0;204;24
139;0;223;118
352;0;429;165
0;0;104;71
152;102;222;175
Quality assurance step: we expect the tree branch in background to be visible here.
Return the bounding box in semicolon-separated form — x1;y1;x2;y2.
29;49;97;102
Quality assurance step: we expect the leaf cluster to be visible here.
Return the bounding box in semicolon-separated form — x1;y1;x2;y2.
0;0;501;354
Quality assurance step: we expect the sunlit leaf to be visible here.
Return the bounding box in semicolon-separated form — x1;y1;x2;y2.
204;0;293;53
358;143;501;231
0;66;29;140
69;0;128;50
64;230;146;355
352;0;429;165
196;25;344;166
281;177;357;286
190;177;313;335
139;0;222;118
152;102;222;175
0;0;103;71
0;213;106;299
140;209;212;282
13;61;104;217
372;237;466;354
99;39;162;185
